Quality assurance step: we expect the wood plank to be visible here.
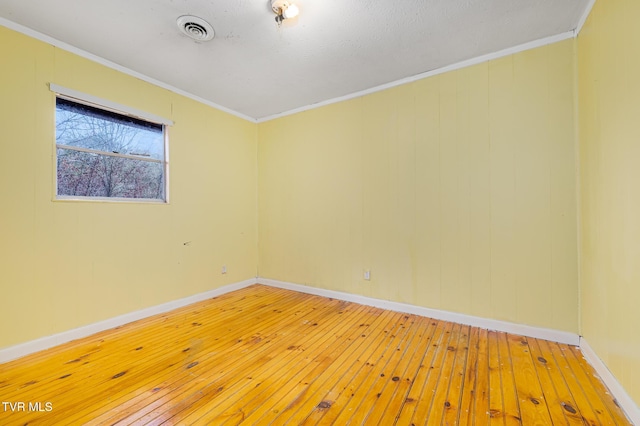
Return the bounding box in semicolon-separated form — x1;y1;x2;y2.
277;309;408;425
262;311;413;425
547;341;603;426
488;330;506;426
0;285;293;398
54;288;317;424
474;327;491;426
338;315;432;425
496;331;522;425
395;320;456;424
5;286;323;425
166;304;379;424
75;290;314;425
457;325;480;426
425;323;466;426
362;319;447;425
263;311;417;425
373;319;440;425
441;325;471;425
108;295;352;425
506;334;553;425
90;309;352;424
0;285;633;426
528;338;585;425
2;285;282;378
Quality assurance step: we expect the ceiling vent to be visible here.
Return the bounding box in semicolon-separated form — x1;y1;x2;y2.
177;15;215;42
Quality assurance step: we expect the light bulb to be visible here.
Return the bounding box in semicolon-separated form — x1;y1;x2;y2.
283;4;299;19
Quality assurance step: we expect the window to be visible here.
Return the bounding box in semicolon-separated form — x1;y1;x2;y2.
53;87;169;202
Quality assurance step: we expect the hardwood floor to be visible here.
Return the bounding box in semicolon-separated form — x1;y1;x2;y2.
0;284;631;425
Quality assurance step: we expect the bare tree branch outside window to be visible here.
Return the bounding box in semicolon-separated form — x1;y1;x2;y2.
55;97;166;200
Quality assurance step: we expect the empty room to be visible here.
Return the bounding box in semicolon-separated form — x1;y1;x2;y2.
0;0;638;424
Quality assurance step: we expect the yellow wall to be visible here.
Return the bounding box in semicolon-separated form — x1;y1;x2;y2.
0;27;258;348
258;40;579;332
578;0;640;404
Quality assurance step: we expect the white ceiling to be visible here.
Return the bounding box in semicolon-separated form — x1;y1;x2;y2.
0;0;590;121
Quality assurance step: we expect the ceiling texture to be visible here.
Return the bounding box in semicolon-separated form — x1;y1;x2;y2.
0;0;590;121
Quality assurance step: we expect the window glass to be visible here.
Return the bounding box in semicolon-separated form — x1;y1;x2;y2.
55;97;166;201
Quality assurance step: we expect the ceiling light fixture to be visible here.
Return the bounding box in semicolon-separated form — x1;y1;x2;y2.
271;0;299;24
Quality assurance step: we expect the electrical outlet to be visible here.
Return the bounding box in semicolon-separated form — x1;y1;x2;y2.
364;269;371;281
222;265;227;274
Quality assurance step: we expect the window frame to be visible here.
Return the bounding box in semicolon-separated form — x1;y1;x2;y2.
50;84;172;203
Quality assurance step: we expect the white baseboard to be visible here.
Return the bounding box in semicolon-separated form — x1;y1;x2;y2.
5;276;636;423
579;338;640;425
0;278;257;364
257;277;580;345
0;276;580;361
